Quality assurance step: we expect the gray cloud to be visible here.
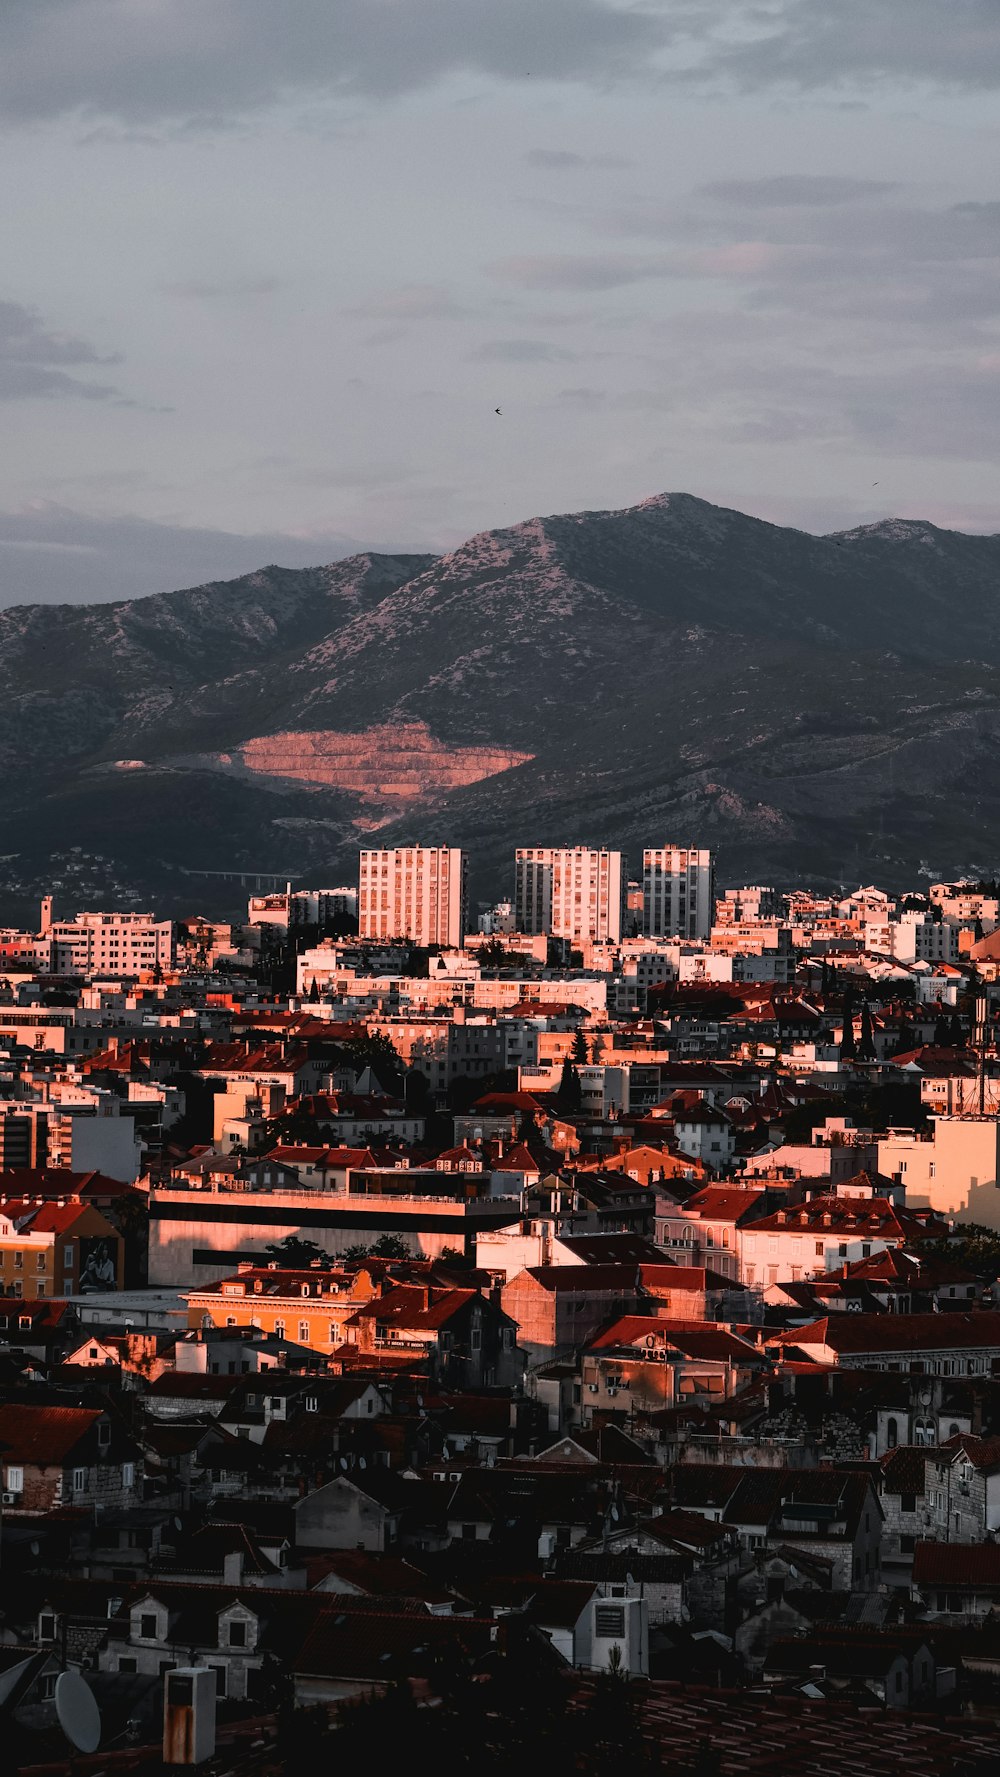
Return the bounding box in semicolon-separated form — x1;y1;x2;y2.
163;276;283;299
702;0;1000;92
697;175;900;207
0;1;674;125
524;148;634;169
0;2;995;139
489;254;675;290
473;338;578;362
344;284;468;321
0;297;125;401
0;504;365;607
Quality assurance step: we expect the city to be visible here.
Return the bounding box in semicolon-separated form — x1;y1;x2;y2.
4;846;1000;1769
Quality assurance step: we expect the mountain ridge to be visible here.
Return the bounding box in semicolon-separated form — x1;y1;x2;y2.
2;492;1000;919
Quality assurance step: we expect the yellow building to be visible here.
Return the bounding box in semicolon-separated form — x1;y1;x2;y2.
184;1263;378;1354
0;1195;124;1298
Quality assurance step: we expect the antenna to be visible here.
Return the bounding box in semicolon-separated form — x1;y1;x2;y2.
55;1671;101;1754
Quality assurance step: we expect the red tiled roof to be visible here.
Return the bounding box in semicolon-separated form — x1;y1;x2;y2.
0;1402;102;1465
777;1311;1000;1355
912;1540;1000;1587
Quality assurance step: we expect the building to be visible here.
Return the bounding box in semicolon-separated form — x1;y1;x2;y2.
185;1264;379;1354
148;1172;521;1282
643;848;714;941
514;848;623;945
0;1194;124;1298
0;1401;142;1515
878;1115;1000;1226
739;1193;933;1290
358;847;466;947
247;886;358;933
41;902;174;976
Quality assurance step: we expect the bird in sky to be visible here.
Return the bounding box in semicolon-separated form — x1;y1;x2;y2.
495;406;502;416
872;481;879;486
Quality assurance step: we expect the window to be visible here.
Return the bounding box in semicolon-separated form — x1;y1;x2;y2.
6;1465;23;1493
210;1665;227;1699
139;1613;158;1640
461;1523;477;1540
72;1467;87;1494
13;1253;22;1270
98;1420;111;1448
36;1252;46;1270
122;1462;135;1488
299;1322;309;1343
118;1658;137;1674
273;1321;285;1340
901;1492;916;1513
38;1613;56;1641
64;1246;74;1267
470;1328;482;1351
227;1619;247;1648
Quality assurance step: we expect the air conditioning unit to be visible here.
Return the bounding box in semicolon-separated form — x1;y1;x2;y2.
588;1384;599;1394
2;1492;18;1506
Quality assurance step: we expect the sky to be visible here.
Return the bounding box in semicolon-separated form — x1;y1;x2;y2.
1;0;998;604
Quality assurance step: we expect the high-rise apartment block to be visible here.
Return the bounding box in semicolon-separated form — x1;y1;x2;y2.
643;848;714;940
358;847;466;947
515;848;624;945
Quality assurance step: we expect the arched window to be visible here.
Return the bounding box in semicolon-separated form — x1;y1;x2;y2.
949;1423;960;1439
887;1417;898;1449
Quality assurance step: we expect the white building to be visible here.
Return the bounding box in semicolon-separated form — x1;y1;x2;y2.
247;885;357;933
514;848;623;945
865;913;961;966
42;901;173;977
358;847;466;947
642;848;714;941
878;1116;1000;1227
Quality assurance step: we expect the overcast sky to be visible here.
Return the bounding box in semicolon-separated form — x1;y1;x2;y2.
1;1;998;604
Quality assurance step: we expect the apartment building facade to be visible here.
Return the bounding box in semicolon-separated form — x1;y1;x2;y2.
358;847;466;947
642;848;714;941
515;848;624;945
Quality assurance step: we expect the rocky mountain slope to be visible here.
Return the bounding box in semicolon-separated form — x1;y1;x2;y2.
2;493;1000;918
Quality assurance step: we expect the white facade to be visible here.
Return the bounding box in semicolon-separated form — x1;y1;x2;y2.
46;910;173;977
878;1116;1000;1227
514;848;623;945
642;848;714;940
358;847;466;947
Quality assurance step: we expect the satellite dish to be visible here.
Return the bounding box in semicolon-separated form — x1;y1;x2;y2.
56;1671;101;1754
358;1456;367;1470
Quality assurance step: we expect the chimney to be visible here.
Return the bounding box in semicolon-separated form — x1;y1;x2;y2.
40;896;52;936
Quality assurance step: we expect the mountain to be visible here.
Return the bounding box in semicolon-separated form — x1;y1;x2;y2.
2;492;1000;920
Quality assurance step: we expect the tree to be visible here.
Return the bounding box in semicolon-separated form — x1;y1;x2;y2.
555;1057;582;1113
933;1012;952;1047
840;992;856;1060
949;1011;966;1048
571;1026;589;1065
307;975;320;1003
343;1233;410;1261
265;1234;331;1269
857;1002;877;1063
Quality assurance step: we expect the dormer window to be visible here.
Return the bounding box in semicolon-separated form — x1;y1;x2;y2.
227;1619;247;1648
